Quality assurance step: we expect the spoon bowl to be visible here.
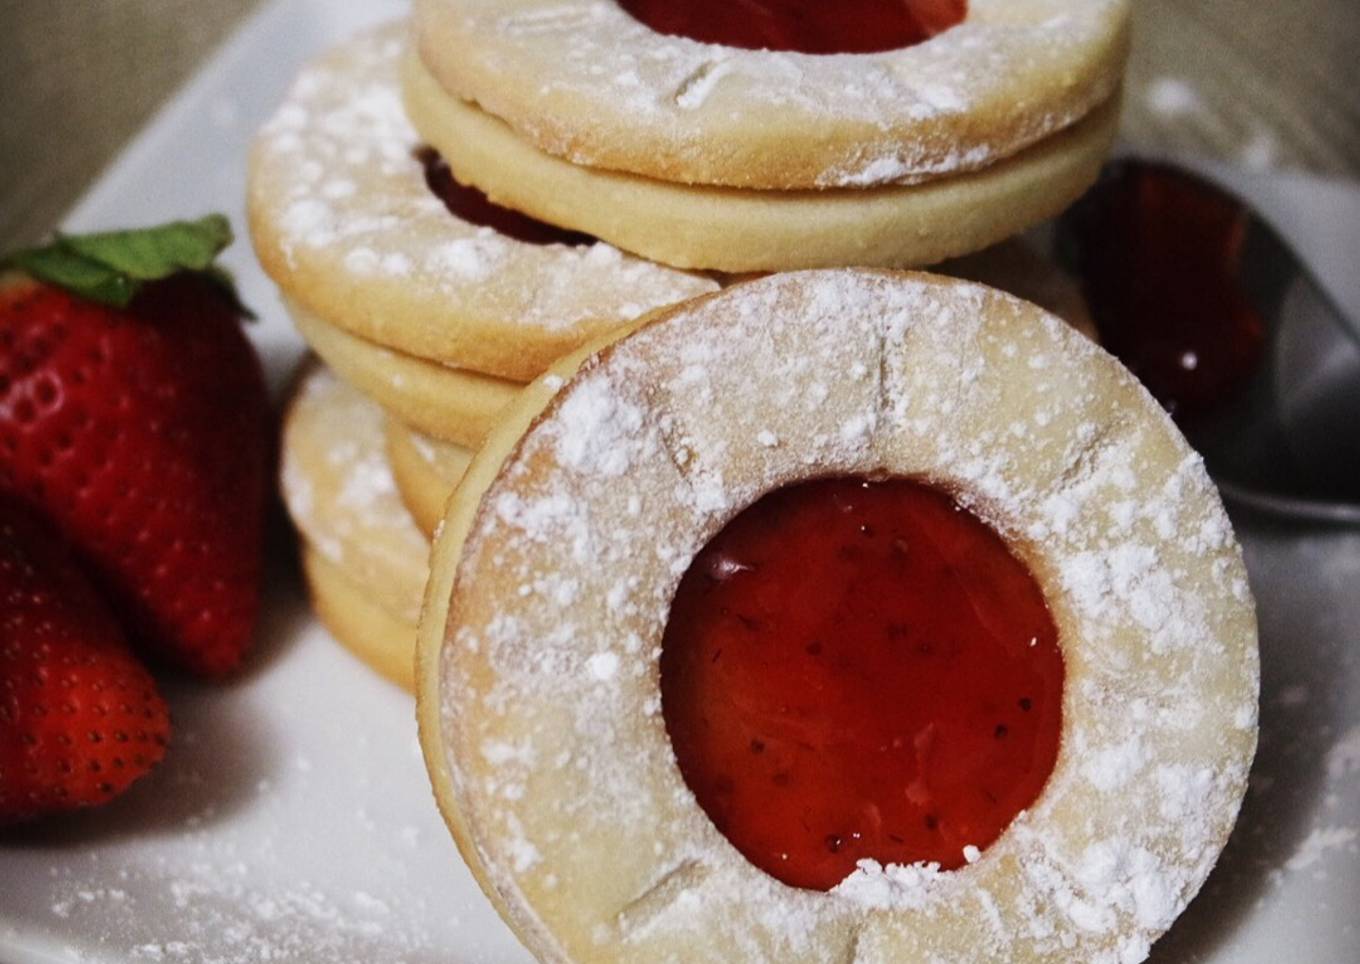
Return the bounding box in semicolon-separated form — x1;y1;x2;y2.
1057;159;1360;525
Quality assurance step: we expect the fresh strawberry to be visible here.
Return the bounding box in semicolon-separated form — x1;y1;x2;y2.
0;495;170;824
0;216;270;676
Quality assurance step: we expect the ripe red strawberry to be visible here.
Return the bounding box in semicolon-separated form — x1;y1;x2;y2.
0;495;170;824
0;217;270;676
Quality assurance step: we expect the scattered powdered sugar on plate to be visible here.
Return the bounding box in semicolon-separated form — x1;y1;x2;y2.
1284;827;1359;873
4;665;514;964
435;270;1258;962
42;866;433;963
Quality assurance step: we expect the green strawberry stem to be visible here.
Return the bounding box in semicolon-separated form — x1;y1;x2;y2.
2;214;254;317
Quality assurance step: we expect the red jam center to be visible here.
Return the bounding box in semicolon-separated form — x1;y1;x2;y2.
661;477;1063;891
1059;160;1267;422
416;147;594;247
618;0;967;55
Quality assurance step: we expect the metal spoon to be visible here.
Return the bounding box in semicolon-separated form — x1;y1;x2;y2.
1057;159;1360;526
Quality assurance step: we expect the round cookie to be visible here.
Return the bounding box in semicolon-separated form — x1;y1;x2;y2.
411;0;1131;189
290;302;518;448
249;23;718;382
280;363;430;626
386;417;474;538
372;237;1093;540
417;271;1257;963
403;54;1120;272
301;544;416;692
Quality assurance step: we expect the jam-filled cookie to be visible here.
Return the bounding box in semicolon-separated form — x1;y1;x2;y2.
386;418;474;539
380;236;1094;539
281;364;429;678
250;24;717;383
417;270;1256;963
405;1;1129;270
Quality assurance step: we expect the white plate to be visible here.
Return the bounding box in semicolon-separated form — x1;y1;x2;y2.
1;1;1357;960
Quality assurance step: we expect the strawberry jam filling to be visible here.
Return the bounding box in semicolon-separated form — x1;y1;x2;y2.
618;0;966;55
661;477;1063;891
416;147;593;247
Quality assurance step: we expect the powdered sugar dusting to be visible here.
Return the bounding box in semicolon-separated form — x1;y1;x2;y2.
251;23;715;351
38;844;442;962
418;0;1129;188
14;668;503;963
281;365;429;623
833;859;947;910
435;271;1257;962
551;375;653;477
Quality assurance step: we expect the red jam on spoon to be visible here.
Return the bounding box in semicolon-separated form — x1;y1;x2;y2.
416;147;594;247
1059;160;1267;422
618;0;967;55
661;477;1063;892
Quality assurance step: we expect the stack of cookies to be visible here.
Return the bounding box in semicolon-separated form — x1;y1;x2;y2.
406;0;1128;272
249;1;1130;685
251;10;1263;962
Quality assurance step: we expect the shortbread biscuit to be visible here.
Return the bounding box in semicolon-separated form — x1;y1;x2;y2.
249;24;717;381
376;235;1093;541
291;302;518;448
280;364;429;625
403;55;1119;272
418;271;1256;963
385;417;474;538
301;544;416;692
378;238;1094;537
412;0;1131;189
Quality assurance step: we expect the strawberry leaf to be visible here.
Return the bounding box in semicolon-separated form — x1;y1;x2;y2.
2;215;251;314
58;215;233;280
6;245;139;307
